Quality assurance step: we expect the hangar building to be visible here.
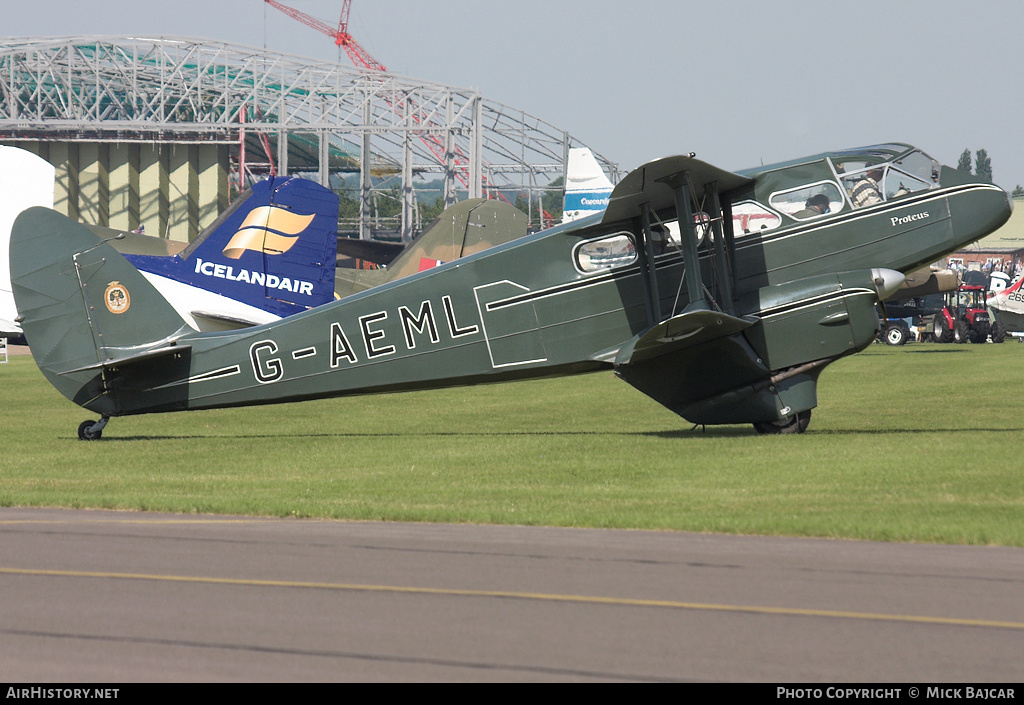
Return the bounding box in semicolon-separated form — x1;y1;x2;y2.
0;36;617;243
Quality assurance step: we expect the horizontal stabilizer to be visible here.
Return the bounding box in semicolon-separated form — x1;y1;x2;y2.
614;309;753;367
65;343;192;374
1;316;21;337
190;310;267;330
336;237;405;265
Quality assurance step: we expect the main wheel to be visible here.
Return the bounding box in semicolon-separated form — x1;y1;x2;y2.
77;420;103;441
753;410;811;435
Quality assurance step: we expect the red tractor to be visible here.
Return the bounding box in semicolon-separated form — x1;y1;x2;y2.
931;284;1005;343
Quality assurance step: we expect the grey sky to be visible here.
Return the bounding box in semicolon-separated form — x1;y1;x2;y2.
5;1;1023;189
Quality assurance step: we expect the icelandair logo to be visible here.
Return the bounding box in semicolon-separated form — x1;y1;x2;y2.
221;206;315;259
193;206;318;297
194;258;315;297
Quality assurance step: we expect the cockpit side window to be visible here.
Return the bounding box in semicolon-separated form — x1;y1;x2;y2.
831;150;939;208
768;182;843;221
730;201;782;236
884;150;940;199
833;161;886;209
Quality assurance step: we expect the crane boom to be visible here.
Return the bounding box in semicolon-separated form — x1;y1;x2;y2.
263;0;535;218
264;0;386;71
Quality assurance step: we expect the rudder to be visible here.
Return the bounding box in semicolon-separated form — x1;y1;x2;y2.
11;207;194;410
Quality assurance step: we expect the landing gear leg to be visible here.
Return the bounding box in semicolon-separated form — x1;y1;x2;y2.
753;410;811;435
77;416;109;441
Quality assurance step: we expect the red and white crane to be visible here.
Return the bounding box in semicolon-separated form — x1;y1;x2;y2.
263;1;557;225
264;0;386;72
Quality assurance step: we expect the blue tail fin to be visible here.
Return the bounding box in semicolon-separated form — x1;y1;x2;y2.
124;176;338;321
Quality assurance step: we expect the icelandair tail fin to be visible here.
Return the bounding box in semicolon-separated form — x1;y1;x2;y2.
1;146;56;338
562;148;614;223
124;176;338;326
11;207;194;413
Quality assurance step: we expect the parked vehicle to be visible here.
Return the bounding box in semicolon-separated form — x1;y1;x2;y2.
931;284;1004;343
879;317;913;345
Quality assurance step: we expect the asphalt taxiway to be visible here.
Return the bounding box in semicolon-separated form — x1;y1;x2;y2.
1;507;1022;681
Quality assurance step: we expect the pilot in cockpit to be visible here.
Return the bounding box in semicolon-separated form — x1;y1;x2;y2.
793;194;831;219
850;168;884;208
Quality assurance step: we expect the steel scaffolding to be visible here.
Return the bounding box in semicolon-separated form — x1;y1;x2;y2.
0;36;618;240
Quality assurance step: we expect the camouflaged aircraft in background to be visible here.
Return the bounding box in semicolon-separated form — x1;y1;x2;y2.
9;143;1012;439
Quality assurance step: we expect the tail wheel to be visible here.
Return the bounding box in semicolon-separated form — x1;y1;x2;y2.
78;420;102;441
77;417;109;441
753;410;811;435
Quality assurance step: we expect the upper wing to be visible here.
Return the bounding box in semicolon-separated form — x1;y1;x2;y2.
602;155;753;224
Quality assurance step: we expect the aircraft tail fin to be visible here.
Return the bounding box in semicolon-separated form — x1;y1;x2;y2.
11;207;194;411
562;148;614;223
124;176;339;318
380;198;528;281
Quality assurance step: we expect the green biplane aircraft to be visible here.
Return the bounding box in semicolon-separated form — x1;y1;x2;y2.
9;143;1012;439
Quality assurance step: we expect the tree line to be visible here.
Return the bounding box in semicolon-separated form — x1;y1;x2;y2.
956;148;1023;197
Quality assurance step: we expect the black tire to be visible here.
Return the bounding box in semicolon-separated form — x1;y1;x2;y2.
884;324;906;346
954;320;969;344
77;420;102;441
753;410;811;435
933;315;954;343
992;321;1006;343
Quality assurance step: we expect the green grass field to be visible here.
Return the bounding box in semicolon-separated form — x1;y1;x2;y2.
2;342;1023;545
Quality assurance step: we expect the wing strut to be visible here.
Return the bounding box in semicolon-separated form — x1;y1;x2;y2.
662;172;706;314
636;203;661;327
706;181;735;316
602;154;752;322
663;173;736;317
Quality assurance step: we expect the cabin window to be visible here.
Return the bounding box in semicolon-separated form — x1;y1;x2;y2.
731;201;782;236
769;182;843;221
574;232;637;273
647;212;711;254
884;150;939;199
692;211;711;243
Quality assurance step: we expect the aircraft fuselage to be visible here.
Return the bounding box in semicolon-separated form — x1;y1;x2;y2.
12;143;1013;431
